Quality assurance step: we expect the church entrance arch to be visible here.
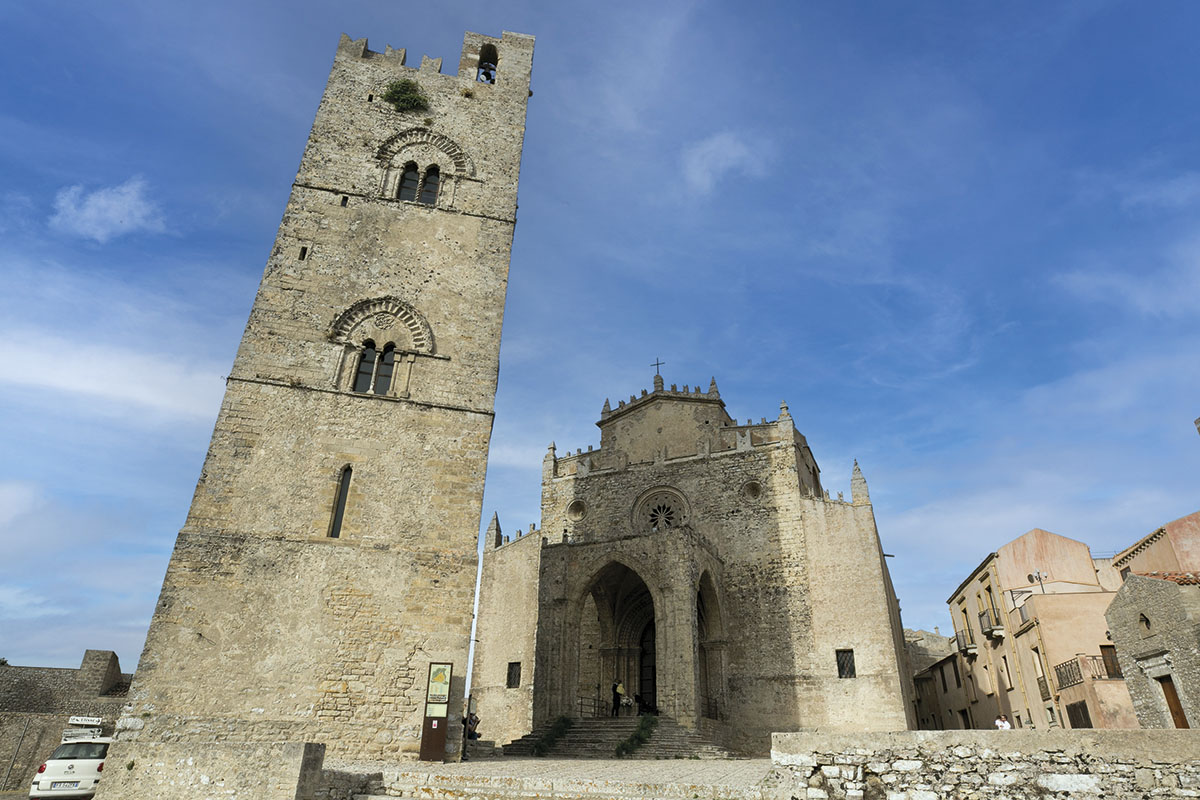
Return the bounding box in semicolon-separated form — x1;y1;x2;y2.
575;562;657;716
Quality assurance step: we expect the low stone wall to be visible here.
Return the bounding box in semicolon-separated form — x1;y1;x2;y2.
770;731;1200;799
94;741;325;800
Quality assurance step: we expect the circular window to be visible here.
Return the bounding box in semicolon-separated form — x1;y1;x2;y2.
740;481;763;500
632;487;689;534
648;502;675;530
566;500;587;521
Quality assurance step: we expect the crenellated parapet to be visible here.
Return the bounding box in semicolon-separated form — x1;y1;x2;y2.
334;31;534;85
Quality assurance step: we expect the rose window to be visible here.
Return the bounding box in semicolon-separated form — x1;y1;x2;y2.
634;488;688;534
648;503;675;530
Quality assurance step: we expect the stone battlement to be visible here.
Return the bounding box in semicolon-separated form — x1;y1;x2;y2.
335;31;534;82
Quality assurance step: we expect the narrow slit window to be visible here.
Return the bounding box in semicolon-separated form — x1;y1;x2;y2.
836;649;856;679
340;196;348;207
298;246;308;260
374;344;395;395
506;661;521;688
367;93;374;102
329;466;352;539
418;165;440;205
397;163;420;201
353;341;376;393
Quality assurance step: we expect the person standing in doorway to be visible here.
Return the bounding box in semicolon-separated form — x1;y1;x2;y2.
612;679;625;716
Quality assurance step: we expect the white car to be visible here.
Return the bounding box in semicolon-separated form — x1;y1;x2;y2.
28;738;110;799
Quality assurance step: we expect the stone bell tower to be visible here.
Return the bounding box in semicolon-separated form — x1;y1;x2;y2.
116;31;534;761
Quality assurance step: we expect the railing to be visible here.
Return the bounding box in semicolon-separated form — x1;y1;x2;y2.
1054;658;1083;689
700;694;724;721
955;628;976;653
978;608;1005;637
1037;676;1051;701
577;694;605;718
1053;654;1122;691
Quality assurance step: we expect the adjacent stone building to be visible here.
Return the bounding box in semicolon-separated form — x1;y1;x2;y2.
107;29;535;767
929;528;1136;730
472;375;915;754
0;650;130;791
1106;510;1200;729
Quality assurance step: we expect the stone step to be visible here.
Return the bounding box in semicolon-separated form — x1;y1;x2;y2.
356;769;769;800
500;716;735;760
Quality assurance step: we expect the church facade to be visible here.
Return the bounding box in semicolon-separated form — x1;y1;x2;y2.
472;376;915;754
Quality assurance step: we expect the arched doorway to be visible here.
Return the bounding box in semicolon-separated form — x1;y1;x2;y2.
576;562;656;715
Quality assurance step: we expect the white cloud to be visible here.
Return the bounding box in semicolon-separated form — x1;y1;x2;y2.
0;482;38;528
1121;172;1200;211
0;586;66;619
0;330;223;420
680;131;767;196
1057;236;1200;317
49;176;165;243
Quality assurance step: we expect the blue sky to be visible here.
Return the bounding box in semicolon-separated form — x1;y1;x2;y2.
1;1;1198;670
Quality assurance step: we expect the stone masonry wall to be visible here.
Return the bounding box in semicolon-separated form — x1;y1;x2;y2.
97;741;325;800
471;527;541;745
119;531;474;760
770;730;1200;799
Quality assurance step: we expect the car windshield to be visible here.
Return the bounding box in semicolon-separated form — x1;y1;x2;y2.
49;742;108;760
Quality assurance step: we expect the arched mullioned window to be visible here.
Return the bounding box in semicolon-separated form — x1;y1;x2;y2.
329;466;352;539
397;162;420;201
418;166;440;205
477;44;498;84
352;340;397;395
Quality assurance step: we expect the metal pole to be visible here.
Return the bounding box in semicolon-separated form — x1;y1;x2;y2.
3;718;30;790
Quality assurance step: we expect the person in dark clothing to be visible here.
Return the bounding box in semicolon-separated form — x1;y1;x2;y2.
611;679;624;716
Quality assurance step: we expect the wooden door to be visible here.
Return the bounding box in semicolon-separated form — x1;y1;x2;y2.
1158;675;1190;729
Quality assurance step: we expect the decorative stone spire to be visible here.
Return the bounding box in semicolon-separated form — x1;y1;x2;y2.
602;398;611;416
486;512;502;549
779;400;791;420
851;459;871;506
708;377;719;396
653;373;664;392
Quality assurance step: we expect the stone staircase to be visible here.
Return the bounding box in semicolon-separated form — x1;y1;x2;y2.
501;715;733;760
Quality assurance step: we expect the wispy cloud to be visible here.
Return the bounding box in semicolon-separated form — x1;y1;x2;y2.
0;586;68;619
1057;235;1200;317
49;176;165;243
680;131;768;196
0;481;39;528
1120;172;1200;211
0;330;223;420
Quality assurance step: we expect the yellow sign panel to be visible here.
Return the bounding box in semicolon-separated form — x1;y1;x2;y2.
427;662;452;705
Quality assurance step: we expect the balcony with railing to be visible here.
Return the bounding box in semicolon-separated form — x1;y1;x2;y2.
1037;675;1051;701
1053;654;1124;690
978;607;1006;639
955;628;977;656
